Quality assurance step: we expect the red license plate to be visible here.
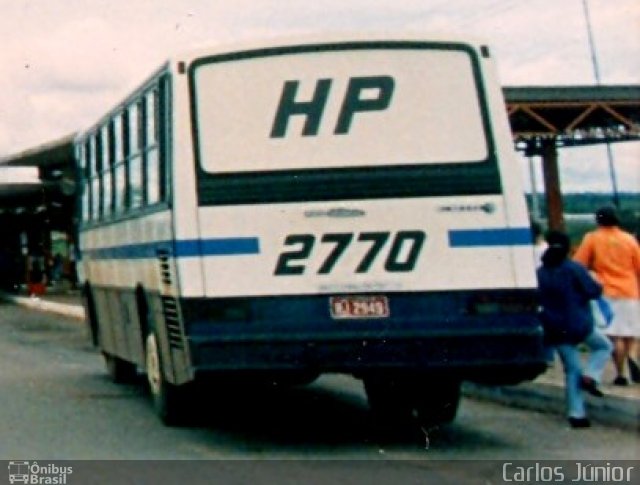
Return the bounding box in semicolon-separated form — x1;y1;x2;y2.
329;295;390;319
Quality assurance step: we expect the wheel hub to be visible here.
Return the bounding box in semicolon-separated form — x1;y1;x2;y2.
145;334;162;395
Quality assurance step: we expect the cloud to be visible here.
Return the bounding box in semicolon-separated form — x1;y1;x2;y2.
1;0;638;192
0;16;146;154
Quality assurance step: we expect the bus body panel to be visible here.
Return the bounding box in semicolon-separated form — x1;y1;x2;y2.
79;210;174;365
169;63;206;299
481;46;538;289
195;196;535;298
80;210;174;291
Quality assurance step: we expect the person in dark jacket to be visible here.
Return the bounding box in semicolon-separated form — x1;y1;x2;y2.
537;230;613;428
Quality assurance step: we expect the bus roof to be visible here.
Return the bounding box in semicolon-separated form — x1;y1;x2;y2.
169;31;488;65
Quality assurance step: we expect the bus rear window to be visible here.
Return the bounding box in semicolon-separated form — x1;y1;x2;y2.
191;43;489;174
190;42;500;205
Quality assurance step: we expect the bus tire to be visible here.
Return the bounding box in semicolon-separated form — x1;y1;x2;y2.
82;284;99;347
364;376;413;426
144;330;187;426
364;375;461;429
269;371;320;388
103;352;137;384
413;379;461;428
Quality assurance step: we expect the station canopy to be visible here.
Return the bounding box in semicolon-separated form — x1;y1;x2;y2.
505;84;640;154
0;133;77;231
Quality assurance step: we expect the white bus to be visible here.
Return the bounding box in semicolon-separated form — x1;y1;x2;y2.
75;33;546;426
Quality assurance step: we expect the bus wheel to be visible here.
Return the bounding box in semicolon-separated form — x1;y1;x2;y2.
103;352;137;384
269;371;320;387
145;331;187;425
364;376;413;426
413;379;461;428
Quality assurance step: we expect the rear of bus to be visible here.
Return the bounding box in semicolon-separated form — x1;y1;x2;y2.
178;35;546;392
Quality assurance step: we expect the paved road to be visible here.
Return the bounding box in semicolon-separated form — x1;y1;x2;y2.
0;301;638;483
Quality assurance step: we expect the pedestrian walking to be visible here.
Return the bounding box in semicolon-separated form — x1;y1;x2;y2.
27;259;46;297
573;206;640;386
537;231;613;428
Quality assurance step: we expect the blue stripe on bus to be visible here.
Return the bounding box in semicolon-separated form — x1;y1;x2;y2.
448;228;532;247
84;229;530;260
88;243;158;260
84;237;260;260
196;237;260;256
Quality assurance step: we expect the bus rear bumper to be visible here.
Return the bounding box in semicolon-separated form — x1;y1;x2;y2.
188;330;546;385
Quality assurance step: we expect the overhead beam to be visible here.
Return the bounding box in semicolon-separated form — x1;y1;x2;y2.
504;85;640;147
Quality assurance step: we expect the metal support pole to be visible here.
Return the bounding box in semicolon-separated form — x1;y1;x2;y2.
541;138;565;231
605;143;621;208
581;0;601;83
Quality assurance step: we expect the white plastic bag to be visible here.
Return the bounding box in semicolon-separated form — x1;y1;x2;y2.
591;297;613;329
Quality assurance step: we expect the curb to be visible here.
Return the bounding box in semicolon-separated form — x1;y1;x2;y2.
2;294;85;321
462;381;640;431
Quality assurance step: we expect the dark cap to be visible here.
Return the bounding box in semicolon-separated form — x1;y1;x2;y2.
542;230;570;266
545;230;570;251
595;206;619;226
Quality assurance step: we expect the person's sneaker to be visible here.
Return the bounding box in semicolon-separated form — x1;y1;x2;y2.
628;358;640;384
580;376;604;397
613;376;629;386
568;417;591;428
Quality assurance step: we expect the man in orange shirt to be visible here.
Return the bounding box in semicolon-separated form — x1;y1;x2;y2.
574;206;640;386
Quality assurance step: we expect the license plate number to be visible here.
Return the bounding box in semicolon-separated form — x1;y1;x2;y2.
329;296;390;319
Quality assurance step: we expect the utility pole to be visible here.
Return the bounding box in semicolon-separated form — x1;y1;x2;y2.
582;0;620;208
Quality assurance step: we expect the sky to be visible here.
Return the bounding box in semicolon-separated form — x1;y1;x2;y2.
0;0;638;193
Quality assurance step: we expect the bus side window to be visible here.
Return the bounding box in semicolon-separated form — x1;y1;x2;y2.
158;76;169;202
78;143;89;223
144;88;161;206
89;135;101;221
128;102;144;209
112;115;127;214
100;125;113;218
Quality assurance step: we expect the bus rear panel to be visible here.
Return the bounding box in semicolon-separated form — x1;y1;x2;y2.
182;38;544;383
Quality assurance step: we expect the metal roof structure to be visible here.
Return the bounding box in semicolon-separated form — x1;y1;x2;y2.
0;133;77;238
0;133;76;169
0;133;76;205
506;84;640;153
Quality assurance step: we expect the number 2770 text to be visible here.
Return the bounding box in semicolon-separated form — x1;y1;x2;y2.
274;230;426;275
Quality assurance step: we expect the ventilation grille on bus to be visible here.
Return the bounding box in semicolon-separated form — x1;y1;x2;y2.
156;247;184;350
157;249;173;286
161;296;184;349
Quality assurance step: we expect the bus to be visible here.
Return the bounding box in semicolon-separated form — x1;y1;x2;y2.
75;33;547;426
